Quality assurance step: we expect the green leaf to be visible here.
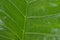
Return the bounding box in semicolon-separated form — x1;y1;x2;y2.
0;0;60;40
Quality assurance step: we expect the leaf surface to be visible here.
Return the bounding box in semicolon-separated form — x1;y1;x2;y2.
0;0;60;40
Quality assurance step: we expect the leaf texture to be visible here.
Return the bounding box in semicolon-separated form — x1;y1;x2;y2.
0;0;60;40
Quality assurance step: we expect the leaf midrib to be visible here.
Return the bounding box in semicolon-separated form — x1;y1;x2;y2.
22;0;28;40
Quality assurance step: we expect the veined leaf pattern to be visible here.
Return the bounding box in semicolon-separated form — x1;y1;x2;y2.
0;0;60;40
